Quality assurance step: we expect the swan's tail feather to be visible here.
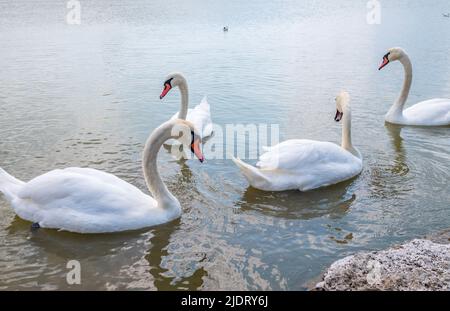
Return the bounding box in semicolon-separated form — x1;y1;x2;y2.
0;168;24;202
199;96;209;110
231;156;270;188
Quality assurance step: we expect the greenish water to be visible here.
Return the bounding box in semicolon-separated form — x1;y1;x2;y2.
0;0;449;290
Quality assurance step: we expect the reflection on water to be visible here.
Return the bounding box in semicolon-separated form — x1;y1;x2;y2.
367;124;414;200
9;217;146;259
1;0;450;290
385;124;410;176
146;219;207;291
237;183;355;220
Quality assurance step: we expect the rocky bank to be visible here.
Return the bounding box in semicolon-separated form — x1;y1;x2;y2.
315;230;450;291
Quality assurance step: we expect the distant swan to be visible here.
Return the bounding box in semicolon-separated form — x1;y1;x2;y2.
160;72;213;140
232;91;362;192
0;119;204;233
378;47;450;126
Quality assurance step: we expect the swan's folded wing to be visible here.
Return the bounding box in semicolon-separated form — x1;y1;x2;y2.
169;96;213;138
196;96;210;112
18;168;149;213
255;140;362;191
404;99;450;125
256;139;355;172
257;140;319;170
187;96;213;138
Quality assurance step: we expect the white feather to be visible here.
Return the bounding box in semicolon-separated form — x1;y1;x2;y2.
0;167;174;233
399;99;450;126
0;120;199;233
170;96;213;139
232;91;362;192
383;48;450;126
233;140;362;192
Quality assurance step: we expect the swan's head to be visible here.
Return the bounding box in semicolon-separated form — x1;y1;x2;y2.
378;47;406;70
160;72;187;99
171;120;205;163
334;91;350;122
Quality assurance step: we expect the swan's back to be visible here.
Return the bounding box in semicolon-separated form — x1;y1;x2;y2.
403;99;450;126
13;168;171;233
258;140;359;171
19;168;147;206
255;140;362;191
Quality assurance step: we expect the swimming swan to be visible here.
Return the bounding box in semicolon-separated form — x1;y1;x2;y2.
160;72;213;140
232;91;362;192
378;47;450;126
0;119;204;233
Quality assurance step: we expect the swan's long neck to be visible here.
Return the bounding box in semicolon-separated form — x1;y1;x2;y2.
341;106;359;158
143;123;180;210
178;80;189;120
387;54;413;120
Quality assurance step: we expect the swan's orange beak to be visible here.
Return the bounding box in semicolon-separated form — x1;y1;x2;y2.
191;137;204;163
378;57;389;70
160;83;172;99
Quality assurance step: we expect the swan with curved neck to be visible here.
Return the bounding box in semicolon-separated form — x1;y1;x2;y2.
232;91;362;192
0;119;204;233
335;91;361;158
160;72;213;140
379;47;450;126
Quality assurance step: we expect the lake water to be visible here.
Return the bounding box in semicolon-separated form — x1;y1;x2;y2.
0;0;449;290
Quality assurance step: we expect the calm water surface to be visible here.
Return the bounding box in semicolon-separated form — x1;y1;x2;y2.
0;0;449;290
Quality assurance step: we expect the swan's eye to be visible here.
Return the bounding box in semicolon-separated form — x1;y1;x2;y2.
163;77;174;87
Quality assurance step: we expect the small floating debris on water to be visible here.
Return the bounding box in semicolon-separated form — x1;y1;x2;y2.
223;26;229;32
443;13;450;17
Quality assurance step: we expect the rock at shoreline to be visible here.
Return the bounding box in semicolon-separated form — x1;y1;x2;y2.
315;231;450;291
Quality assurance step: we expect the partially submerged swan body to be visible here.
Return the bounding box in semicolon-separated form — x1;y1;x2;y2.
232;91;362;192
378;47;450;126
160;72;213;140
0;120;204;233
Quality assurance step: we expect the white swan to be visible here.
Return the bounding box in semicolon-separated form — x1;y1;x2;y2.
0;119;204;233
232;91;363;192
160;72;213;140
378;47;450;126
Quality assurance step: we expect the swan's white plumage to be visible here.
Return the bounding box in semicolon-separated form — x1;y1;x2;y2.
0;119;202;234
0;168;24;202
169;96;213;139
0;167;178;233
161;73;213;145
233;139;362;192
232;91;362;192
392;98;450;126
381;47;450;126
